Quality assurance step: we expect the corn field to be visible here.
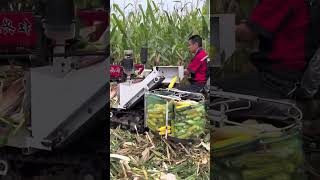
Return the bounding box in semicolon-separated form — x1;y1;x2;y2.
111;0;209;67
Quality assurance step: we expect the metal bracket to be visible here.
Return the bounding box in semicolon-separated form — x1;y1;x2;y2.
52;56;76;77
25;137;51;151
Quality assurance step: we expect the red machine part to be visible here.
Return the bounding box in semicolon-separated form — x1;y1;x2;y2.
110;65;124;79
76;10;109;42
134;64;144;74
0;12;37;52
0;9;109;53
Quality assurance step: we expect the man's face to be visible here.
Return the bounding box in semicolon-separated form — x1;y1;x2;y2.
188;40;198;53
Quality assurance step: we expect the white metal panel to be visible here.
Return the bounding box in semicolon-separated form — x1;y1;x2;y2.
211;14;236;61
117;69;161;108
30;59;108;146
155;66;184;84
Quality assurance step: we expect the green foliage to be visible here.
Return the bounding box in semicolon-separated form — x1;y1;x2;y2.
111;0;209;67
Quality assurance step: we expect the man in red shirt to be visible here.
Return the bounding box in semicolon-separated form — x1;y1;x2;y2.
182;35;208;92
213;0;318;99
238;0;312;72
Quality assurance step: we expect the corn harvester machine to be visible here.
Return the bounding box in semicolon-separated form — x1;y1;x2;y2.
110;58;186;133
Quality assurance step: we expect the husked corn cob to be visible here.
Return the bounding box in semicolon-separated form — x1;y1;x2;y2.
213;135;256;149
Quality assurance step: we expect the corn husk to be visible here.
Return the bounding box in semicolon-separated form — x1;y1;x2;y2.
110;128;209;180
0;65;26;143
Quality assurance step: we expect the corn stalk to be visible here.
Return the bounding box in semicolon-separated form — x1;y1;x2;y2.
111;0;209;67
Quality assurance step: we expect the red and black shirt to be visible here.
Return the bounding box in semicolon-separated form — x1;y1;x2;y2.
187;48;208;84
246;0;317;72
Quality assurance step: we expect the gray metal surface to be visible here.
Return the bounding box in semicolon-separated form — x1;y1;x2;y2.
210;14;236;65
155;66;184;84
52;56;75;78
6;129;30;149
30;58;108;150
209;88;303;127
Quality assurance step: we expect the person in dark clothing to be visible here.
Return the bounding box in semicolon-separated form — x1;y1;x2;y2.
180;35;208;93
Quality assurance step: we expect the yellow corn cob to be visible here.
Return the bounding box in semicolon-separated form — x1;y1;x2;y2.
213;135;256;149
159;130;171;135
168;76;177;89
175;101;192;106
158;126;171;132
176;105;188;109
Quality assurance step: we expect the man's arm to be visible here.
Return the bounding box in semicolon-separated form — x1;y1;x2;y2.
236;0;292;41
187;53;208;77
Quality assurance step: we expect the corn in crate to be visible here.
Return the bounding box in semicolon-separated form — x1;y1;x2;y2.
173;99;206;140
209;90;307;180
145;90;175;135
145;89;206;140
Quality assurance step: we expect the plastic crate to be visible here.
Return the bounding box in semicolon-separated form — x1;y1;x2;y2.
144;91;175;132
172;100;206;140
145;88;207;141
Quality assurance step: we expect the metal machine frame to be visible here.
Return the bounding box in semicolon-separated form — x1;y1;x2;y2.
111;66;184;110
209;88;303;128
